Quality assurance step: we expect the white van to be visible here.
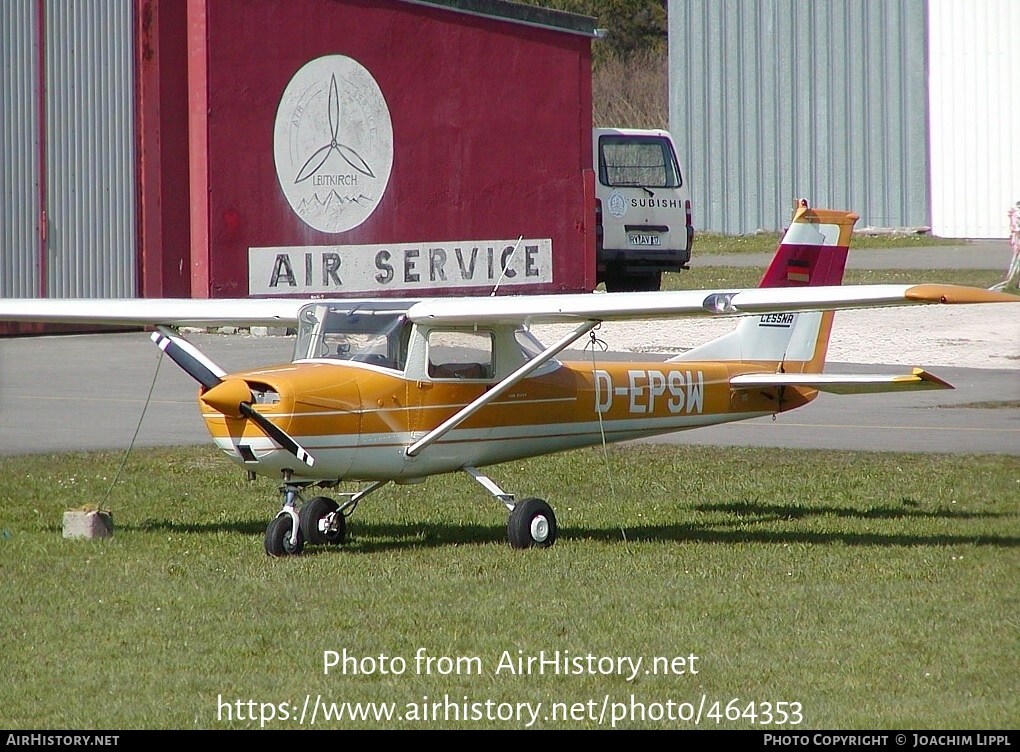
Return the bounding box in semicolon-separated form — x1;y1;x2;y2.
593;128;693;291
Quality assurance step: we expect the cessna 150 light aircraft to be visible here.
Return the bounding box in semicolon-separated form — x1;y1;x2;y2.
1;203;1015;555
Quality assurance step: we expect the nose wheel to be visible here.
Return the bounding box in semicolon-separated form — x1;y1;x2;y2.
265;513;304;557
264;497;346;556
264;478;389;557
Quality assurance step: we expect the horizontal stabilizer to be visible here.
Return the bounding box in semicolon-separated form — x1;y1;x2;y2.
729;368;953;395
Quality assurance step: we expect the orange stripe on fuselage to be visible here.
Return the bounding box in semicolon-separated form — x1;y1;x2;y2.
199;360;817;447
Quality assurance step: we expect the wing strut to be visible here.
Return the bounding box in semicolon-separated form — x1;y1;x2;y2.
404;320;599;458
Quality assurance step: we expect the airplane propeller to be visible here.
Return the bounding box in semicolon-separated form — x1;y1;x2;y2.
151;328;315;467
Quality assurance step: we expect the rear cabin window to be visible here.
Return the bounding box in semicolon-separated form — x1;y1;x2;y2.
599;136;681;188
427;330;494;380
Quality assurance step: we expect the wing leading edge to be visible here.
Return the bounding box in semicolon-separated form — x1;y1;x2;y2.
406;283;1017;326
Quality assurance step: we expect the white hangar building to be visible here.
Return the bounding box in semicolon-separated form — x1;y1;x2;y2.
669;0;1019;237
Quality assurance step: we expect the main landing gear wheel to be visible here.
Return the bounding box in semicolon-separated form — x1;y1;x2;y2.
265;515;304;557
507;498;557;549
300;496;346;546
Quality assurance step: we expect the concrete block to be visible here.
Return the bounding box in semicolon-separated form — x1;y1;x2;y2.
62;510;113;540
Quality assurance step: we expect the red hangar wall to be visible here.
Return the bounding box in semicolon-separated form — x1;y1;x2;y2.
141;0;598;299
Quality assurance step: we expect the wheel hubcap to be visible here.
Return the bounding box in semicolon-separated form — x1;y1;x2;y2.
320;513;340;541
530;515;549;543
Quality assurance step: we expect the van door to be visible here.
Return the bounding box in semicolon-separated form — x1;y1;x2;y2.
594;128;693;291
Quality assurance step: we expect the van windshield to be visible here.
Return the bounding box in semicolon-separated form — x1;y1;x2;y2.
599;136;682;188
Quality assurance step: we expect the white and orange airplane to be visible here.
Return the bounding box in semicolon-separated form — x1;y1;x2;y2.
1;202;1015;555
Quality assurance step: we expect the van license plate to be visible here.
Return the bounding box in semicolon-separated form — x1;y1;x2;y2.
628;233;661;246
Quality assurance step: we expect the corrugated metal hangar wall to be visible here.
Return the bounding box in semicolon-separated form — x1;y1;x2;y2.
2;0;137;298
670;0;1019;238
669;0;929;235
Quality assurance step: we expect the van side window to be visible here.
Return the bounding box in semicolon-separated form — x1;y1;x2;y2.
427;330;494;380
599;136;681;188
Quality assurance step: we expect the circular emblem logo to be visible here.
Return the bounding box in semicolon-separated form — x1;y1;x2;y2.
274;55;393;234
607;189;627;219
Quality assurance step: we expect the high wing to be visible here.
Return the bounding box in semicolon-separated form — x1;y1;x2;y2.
406;283;1016;325
403;279;1009;434
0;298;308;327
0;283;1012;329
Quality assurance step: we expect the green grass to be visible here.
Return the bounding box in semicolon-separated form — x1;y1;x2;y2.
1;445;1017;729
941;400;1020;410
696;232;963;255
662;267;1006;292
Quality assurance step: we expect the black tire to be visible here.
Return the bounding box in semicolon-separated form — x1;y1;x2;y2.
605;271;661;292
265;514;304;557
635;272;662;292
507;498;557;549
300;496;345;545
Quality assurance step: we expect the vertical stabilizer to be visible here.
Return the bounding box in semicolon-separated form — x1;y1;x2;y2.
671;201;858;372
759;201;857;288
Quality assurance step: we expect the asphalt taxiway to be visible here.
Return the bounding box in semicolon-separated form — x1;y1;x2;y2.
0;332;1016;457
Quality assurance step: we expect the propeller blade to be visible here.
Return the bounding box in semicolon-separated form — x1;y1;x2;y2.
151;327;226;389
239;403;316;467
328;74;340;141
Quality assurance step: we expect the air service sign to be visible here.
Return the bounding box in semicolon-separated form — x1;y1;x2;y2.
250;54;552;295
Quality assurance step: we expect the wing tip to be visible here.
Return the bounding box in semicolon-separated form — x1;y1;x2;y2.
905;284;1019;305
911;367;954;390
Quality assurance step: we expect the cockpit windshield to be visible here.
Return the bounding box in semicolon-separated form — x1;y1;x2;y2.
294;302;413;371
